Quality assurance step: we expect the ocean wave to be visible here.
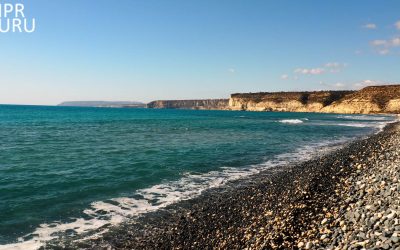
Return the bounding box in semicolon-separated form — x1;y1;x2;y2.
0;138;353;250
336;123;372;128
279;119;304;124
335;121;390;130
336;115;390;121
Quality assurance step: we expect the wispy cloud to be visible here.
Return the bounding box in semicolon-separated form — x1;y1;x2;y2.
294;68;325;75
320;80;388;90
370;39;387;46
393;37;400;46
335;82;345;88
395;20;400;30
378;49;390;55
370;37;400;55
281;74;289;80
291;62;346;77
363;23;377;29
324;62;347;73
228;68;235;73
319;81;348;90
354;79;383;88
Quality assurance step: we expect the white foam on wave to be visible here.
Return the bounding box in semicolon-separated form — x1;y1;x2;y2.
334;121;391;133
337;115;390;121
314;114;395;133
336;123;372;128
279;119;304;124
0;137;353;250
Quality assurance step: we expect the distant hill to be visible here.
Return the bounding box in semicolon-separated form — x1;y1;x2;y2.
58;101;146;108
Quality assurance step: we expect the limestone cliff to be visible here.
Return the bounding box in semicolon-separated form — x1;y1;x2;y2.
147;99;229;110
146;85;400;114
321;85;400;114
229;91;354;112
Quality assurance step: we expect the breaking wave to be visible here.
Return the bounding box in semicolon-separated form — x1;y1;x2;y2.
0;138;350;250
336;115;391;121
279;119;304;124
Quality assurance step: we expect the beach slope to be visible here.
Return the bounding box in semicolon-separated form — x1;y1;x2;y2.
47;122;400;250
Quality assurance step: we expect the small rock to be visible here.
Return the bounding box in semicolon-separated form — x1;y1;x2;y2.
305;242;313;249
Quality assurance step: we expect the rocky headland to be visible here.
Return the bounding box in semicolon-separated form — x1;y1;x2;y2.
146;99;229;110
229;85;400;114
147;85;400;114
228;90;353;112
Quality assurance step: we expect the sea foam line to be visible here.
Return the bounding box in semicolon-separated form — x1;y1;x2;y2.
336;114;391;121
279;119;304;124
0;137;363;250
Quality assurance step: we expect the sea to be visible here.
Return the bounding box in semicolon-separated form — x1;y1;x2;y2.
0;105;395;249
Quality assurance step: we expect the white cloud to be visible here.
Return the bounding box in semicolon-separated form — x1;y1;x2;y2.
293;62;346;75
363;23;377;29
325;62;340;68
371;37;400;47
370;40;387;46
335;82;345;88
366;20;400;55
324;62;347;73
322;80;389;90
395;20;400;30
294;68;325;75
354;80;383;88
392;37;400;46
378;49;390;55
319;81;348;89
281;74;289;80
370;37;400;55
228;68;235;73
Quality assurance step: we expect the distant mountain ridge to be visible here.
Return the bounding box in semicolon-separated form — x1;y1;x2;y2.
58;101;146;108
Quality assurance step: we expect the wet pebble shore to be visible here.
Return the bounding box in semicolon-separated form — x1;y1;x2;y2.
49;122;400;250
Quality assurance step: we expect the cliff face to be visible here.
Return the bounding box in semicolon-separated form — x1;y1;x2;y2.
229;85;400;114
146;85;400;114
147;99;229;110
321;85;400;114
229;91;354;112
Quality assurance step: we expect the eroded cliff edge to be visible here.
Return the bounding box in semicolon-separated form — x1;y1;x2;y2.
147;85;400;114
147;99;229;110
230;85;400;114
229;91;354;112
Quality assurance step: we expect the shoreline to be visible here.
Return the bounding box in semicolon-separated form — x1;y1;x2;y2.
43;121;400;249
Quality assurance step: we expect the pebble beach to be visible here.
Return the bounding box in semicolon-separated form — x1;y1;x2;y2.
47;121;400;250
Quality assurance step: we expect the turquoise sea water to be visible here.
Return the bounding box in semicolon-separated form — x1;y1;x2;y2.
0;105;394;248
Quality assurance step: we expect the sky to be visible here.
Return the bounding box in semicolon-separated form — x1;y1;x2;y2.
0;0;399;105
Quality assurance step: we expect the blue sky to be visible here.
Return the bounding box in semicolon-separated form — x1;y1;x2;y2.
0;0;399;105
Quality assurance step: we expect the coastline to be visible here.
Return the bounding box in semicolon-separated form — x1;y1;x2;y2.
43;120;400;249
